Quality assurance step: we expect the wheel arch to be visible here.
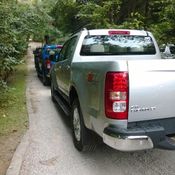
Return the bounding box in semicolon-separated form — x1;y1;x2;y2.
69;85;91;130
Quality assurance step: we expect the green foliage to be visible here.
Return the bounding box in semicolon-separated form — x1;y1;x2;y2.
77;0;121;29
52;0;175;44
51;0;80;34
0;2;21;85
51;0;121;32
120;12;145;29
77;2;107;28
0;0;59;87
26;0;62;43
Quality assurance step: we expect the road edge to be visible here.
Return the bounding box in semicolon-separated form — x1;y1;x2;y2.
6;131;29;175
6;43;33;175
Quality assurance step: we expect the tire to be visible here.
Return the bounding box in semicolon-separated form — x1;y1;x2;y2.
42;66;50;86
34;57;40;74
72;98;96;152
35;59;39;69
51;80;56;103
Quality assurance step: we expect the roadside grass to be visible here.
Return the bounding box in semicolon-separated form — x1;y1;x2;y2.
0;57;29;175
0;61;28;136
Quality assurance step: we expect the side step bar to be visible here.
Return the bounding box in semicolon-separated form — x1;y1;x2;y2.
54;92;71;116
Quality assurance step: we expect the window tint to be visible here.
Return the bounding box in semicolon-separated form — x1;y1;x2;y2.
80;35;156;56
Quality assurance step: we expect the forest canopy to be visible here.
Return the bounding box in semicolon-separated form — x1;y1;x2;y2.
51;0;175;43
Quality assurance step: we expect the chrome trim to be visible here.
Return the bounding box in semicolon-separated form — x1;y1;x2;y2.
127;135;149;140
103;133;153;152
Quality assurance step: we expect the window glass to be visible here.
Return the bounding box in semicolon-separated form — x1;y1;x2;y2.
80;35;156;56
59;42;69;61
59;37;77;61
66;37;77;59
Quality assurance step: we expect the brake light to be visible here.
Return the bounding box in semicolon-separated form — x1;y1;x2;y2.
45;59;51;69
108;30;130;35
56;45;63;49
105;72;129;120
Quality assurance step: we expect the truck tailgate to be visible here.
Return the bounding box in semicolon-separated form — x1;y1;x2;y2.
128;59;175;122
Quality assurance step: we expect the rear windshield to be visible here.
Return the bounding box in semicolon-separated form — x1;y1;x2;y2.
80;35;156;56
46;48;62;54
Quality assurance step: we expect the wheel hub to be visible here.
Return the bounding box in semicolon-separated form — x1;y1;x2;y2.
73;108;81;141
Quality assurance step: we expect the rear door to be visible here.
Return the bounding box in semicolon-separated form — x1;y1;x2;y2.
128;59;175;122
55;36;78;96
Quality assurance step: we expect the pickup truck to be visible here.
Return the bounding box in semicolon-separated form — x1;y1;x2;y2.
33;44;62;85
50;28;175;152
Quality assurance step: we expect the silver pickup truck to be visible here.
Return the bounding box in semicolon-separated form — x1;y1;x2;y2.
50;28;175;152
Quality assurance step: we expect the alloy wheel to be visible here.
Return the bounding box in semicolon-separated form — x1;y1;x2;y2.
73;107;81;142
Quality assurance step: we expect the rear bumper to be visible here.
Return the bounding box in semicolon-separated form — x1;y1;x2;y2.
103;133;153;151
103;121;175;151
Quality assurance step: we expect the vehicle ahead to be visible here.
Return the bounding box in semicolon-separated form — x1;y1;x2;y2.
160;44;175;59
51;28;175;152
33;44;62;85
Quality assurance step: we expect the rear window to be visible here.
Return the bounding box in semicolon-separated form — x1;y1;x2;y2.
80;35;156;56
46;48;62;54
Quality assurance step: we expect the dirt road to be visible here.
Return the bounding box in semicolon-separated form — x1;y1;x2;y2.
6;42;175;175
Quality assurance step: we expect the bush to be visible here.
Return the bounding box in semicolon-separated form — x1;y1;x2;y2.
0;1;56;88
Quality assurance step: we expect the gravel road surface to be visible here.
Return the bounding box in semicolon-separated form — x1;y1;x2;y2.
6;42;175;175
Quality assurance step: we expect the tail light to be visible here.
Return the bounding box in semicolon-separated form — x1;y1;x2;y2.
45;59;51;69
105;72;129;120
108;30;130;35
